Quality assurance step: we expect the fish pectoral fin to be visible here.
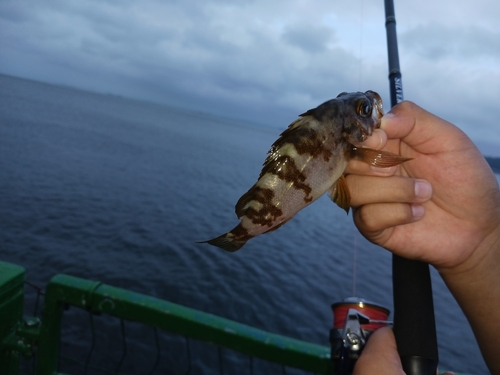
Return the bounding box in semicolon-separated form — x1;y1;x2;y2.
352;147;412;167
329;175;351;214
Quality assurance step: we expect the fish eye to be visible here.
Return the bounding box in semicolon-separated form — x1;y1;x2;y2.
356;99;372;117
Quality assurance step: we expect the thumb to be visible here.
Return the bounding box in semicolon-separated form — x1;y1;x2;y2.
352;327;405;375
382;101;469;156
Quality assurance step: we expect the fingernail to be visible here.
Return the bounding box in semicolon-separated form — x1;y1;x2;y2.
411;204;425;220
373;128;384;150
381;112;396;125
381;112;396;130
414;179;432;200
370;166;393;173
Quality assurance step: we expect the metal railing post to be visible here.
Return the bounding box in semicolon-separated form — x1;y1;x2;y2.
0;262;26;375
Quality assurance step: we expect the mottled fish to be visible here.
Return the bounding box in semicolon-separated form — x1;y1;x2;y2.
202;91;409;252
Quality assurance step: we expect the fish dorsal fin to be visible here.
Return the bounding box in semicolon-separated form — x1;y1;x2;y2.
299;108;315;117
259;115;333;184
329;175;351;214
351;147;411;167
260;117;310;178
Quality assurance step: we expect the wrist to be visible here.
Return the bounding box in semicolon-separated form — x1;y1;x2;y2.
438;222;500;284
437;223;500;374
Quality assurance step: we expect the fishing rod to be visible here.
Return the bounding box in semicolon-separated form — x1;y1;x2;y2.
328;4;439;374
384;1;439;374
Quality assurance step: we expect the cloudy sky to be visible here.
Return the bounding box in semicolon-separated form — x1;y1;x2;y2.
1;0;500;155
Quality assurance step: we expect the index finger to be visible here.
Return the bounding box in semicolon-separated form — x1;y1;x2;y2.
345;128;397;176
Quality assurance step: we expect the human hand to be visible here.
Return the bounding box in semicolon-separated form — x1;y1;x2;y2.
345;101;500;372
345;101;500;271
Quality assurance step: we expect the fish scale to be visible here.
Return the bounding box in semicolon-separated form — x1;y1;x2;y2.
201;91;410;252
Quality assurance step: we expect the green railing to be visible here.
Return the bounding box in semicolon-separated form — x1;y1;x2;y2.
0;261;333;374
0;261;474;375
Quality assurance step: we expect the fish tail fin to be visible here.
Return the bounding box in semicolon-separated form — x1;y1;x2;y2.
198;229;248;252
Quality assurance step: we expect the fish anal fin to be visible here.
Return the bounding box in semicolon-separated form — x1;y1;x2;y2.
352;147;412;167
329;175;351;214
263;217;293;234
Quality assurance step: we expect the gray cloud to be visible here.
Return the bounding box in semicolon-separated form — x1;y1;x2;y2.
395;20;500;147
0;0;499;152
0;1;366;113
282;23;335;53
401;24;500;60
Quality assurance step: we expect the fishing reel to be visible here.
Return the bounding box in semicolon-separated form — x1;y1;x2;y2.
329;297;392;375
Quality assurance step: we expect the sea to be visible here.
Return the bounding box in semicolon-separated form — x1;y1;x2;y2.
0;73;491;374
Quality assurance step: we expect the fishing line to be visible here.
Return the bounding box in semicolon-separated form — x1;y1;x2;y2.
352;229;358;296
352;0;364;297
357;0;365;90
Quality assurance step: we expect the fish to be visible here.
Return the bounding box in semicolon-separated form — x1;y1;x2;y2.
201;90;410;252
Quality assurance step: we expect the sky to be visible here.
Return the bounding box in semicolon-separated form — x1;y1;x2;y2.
1;0;500;155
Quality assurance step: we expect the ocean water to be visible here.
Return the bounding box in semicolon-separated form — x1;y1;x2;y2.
0;73;490;374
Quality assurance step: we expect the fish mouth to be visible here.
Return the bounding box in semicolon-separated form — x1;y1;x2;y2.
355;126;371;142
366;91;384;126
372;99;384;123
359;130;370;142
358;92;384;141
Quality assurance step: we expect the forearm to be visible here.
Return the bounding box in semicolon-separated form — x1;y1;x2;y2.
439;226;500;374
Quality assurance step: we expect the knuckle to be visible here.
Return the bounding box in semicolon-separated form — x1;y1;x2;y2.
357;205;381;231
389;177;416;202
357;203;414;232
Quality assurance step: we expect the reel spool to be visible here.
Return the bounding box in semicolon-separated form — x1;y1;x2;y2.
330;297;391;374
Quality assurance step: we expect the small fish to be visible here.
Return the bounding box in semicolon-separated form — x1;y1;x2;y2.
202;91;409;252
